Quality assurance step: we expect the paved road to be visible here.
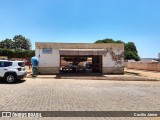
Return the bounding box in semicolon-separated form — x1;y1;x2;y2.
0;78;160;120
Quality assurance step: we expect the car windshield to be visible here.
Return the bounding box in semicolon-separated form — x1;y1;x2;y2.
18;62;25;67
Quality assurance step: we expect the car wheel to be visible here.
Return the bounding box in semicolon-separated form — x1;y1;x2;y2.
5;74;16;83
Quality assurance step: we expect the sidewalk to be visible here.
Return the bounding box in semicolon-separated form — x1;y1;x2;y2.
26;74;160;81
26;66;160;81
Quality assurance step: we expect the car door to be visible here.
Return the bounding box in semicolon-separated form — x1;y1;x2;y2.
0;61;6;77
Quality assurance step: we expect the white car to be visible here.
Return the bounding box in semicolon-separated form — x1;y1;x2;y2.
0;60;27;83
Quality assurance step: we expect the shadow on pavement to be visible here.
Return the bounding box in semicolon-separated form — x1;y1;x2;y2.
55;73;104;79
0;79;26;84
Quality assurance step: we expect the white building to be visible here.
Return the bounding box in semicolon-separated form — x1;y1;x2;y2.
35;42;124;74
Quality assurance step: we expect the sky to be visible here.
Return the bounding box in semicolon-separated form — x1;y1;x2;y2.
0;0;160;58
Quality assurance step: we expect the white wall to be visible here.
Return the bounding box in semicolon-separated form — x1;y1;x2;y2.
102;49;124;67
36;49;60;67
36;48;124;68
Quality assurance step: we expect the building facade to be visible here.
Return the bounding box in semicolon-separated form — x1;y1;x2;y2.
35;42;124;74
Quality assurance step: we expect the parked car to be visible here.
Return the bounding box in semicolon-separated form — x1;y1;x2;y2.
84;62;92;73
0;60;27;83
85;62;92;69
62;63;85;72
62;63;73;71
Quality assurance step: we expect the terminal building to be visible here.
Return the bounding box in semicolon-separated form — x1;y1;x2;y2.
35;42;124;74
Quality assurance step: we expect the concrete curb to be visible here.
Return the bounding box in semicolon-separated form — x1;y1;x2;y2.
25;74;160;81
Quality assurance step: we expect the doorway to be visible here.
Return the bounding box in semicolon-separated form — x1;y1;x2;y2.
92;55;102;73
60;55;102;73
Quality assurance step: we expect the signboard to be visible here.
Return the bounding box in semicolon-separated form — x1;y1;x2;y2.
42;48;52;54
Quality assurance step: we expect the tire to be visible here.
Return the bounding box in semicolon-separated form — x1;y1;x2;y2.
5;74;16;83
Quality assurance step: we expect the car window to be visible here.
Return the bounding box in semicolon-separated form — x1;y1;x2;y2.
18;62;25;67
4;62;12;67
0;62;12;67
0;62;4;67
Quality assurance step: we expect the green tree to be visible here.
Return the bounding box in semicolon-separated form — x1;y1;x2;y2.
13;35;31;50
125;42;140;61
95;38;125;44
95;38;140;61
115;40;125;44
0;41;4;48
0;39;14;49
95;38;116;43
0;48;35;59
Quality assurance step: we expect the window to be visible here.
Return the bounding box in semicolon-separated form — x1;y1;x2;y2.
0;62;4;67
18;62;25;67
4;62;12;67
0;62;12;67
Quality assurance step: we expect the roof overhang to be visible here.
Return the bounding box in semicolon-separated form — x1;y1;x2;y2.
59;49;106;55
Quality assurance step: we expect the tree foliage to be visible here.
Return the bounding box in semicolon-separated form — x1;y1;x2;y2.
0;35;31;50
124;42;140;61
95;38;125;44
0;35;33;60
95;38;140;61
0;39;14;49
0;48;35;59
13;35;31;50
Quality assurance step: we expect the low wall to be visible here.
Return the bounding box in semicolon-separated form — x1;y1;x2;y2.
127;62;160;72
102;67;124;74
38;67;59;74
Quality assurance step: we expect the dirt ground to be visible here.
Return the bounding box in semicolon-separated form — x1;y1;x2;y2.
125;68;160;79
25;65;32;74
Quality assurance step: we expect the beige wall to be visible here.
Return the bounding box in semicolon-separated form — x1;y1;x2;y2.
102;46;124;74
36;42;124;49
36;43;124;74
38;67;59;74
127;62;160;72
102;67;124;74
36;49;60;67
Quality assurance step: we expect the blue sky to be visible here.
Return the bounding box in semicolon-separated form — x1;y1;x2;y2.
0;0;160;58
